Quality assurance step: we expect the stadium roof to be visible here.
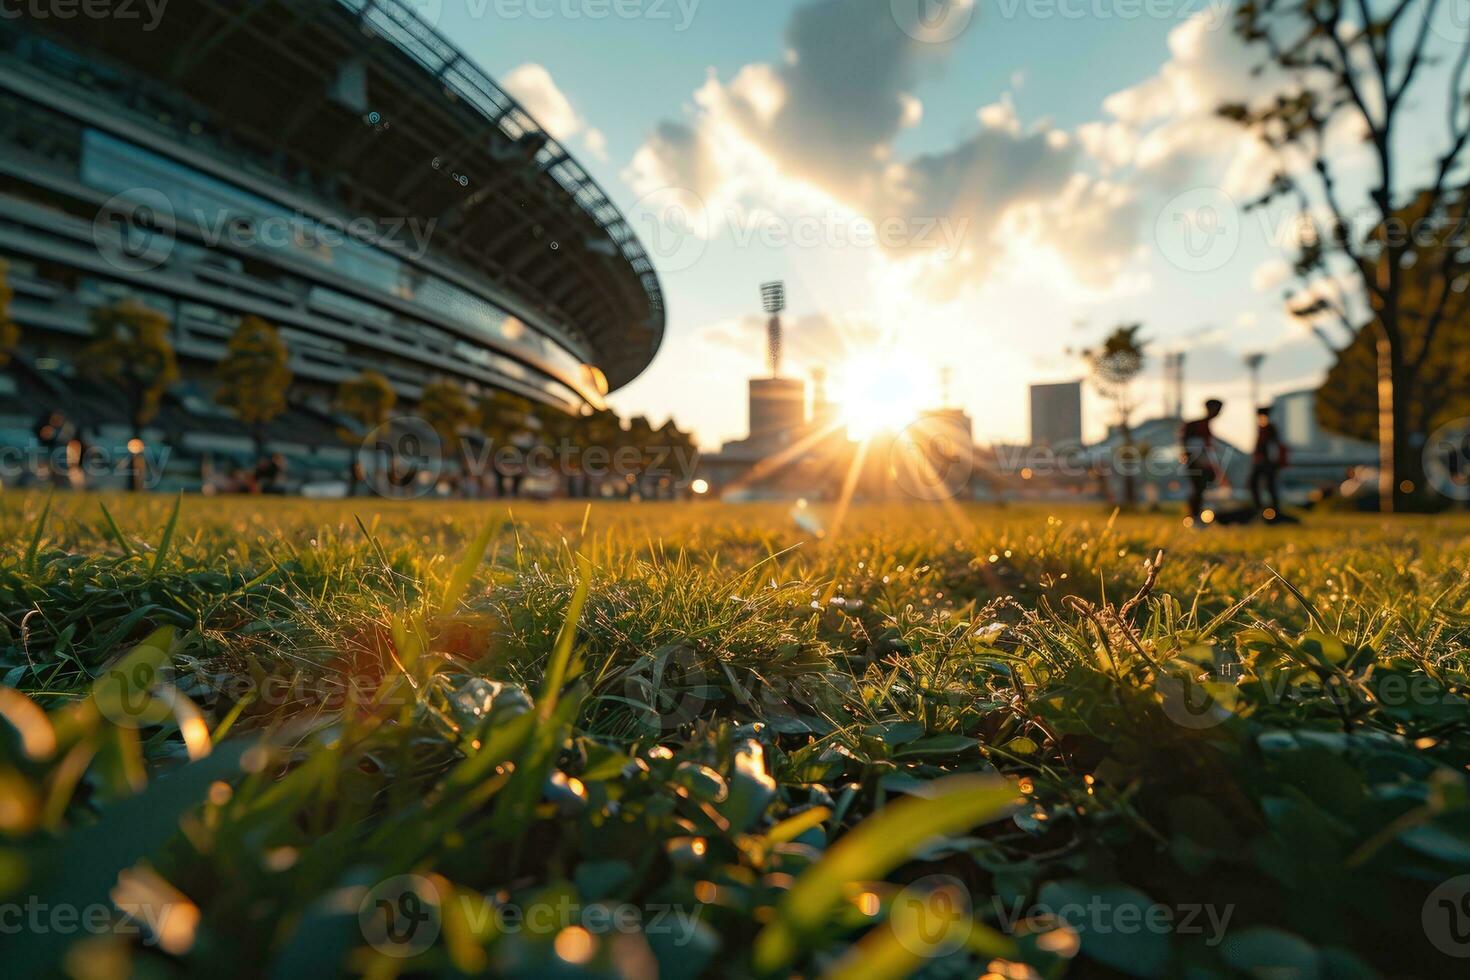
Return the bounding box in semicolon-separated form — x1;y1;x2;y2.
19;0;664;392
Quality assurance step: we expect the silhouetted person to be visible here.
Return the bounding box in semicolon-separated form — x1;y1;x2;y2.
255;453;287;494
1250;407;1287;517
66;426;92;491
1180;398;1224;524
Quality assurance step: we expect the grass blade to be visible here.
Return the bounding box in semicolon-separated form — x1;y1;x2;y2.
440;522;495;615
754;774;1018;972
150;491;183;578
98;499;134;557
25;491;54;572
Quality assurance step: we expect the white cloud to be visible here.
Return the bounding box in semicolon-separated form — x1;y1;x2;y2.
1090;13;1288;199
583;127;608;161
695;312;883;371
1252;257;1293;293
624;0;1141;298
502;63;585;142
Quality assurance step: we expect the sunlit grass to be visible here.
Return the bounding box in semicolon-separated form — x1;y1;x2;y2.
0;493;1467;976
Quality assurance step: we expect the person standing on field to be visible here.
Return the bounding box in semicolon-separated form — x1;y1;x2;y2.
1179;399;1224;524
1250;407;1287;518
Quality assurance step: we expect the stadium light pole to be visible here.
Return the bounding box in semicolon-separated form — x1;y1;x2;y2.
761;281;785;378
1244;351;1265;409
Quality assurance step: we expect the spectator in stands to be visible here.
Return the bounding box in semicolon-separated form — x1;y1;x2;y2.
1179;398;1224;524
1251;407;1288;518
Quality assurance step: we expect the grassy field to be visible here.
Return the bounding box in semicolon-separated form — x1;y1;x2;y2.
1;493;1469;978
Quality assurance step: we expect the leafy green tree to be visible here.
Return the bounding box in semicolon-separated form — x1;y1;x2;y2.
1082;324;1147;506
478;389;534;495
622;414;659;498
334;370;397;438
579;407;623;498
1315;189;1470;465
536;404;588;498
214;316;292;459
418;379;473;469
478;389;532;444
0;259;18;368
79;301;178;489
655;417;698;498
1218;0;1470;510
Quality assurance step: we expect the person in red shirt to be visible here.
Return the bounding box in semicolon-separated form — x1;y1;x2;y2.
1179;399;1224;523
1251;406;1288;517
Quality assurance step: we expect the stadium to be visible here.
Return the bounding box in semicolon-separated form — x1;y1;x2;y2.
0;0;664;489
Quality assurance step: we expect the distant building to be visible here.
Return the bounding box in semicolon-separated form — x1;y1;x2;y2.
747;378;807;448
915;407;973;446
1030;381;1082;447
698;374;844;499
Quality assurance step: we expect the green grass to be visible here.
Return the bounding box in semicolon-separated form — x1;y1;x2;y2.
1;493;1468;978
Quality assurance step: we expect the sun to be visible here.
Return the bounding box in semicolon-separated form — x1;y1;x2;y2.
835;350;928;439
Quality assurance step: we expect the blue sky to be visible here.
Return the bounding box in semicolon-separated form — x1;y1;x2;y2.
417;0;1461;449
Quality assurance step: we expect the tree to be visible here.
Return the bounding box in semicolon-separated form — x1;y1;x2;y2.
1316;193;1470;447
623;414;659;498
334;370;397;437
78;301;179;490
1082;324;1148;506
579;407;623;498
1218;0;1470;510
478;389;533;496
658;418;699;498
531;405;574;497
417;379;473;476
214;315;292;459
0;259;18;368
335;371;398;495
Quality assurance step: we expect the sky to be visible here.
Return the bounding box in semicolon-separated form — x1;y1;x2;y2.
408;0;1466;449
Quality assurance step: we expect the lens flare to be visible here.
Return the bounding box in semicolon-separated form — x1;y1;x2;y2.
836;351;927;439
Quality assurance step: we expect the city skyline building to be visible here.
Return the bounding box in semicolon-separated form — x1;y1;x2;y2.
1029;381;1083;447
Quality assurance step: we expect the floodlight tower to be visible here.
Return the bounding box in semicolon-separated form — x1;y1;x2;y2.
1243;351;1265;409
760;281;786;377
1162;351;1186;419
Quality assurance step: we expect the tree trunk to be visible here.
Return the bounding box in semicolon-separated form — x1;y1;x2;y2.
1376;330;1414;512
1120;425;1137;508
1376;331;1393;513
